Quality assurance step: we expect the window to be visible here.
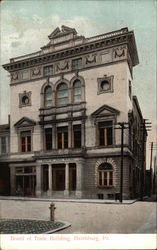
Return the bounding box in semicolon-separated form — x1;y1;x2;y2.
72;58;82;70
1;136;6;154
72;124;81;148
97;76;113;94
73;80;81;104
22;96;29;105
129;80;132;99
100;80;110;91
44;86;52;107
57;83;68;107
44;128;52;150
44;65;53;76
19;91;31;108
98;121;113;146
98;163;113;187
57;126;68;149
21;131;31;152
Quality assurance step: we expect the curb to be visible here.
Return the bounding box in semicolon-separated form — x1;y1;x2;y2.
45;220;71;234
0;196;137;205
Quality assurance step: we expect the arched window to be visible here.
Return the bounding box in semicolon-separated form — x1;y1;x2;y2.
98;163;113;187
73;80;81;104
44;86;52;107
57;83;68;106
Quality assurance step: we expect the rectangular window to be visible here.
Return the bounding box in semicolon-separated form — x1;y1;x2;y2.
1;136;6;154
21;131;31;152
72;58;82;70
44;65;53;76
72;125;81;148
44;128;52;150
57;127;68;149
98;121;113;146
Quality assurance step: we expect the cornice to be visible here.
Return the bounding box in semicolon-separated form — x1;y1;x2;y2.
3;30;139;73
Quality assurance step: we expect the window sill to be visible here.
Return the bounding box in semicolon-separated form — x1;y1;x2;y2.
96;145;114;149
20;151;32;154
97;186;114;189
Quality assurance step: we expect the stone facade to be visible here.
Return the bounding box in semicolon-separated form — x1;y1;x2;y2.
0;26;146;199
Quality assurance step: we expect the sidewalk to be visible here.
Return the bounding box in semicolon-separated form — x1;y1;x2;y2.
0;196;137;204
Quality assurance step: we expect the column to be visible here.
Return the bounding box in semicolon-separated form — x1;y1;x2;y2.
52;125;56;149
68;121;72;148
48;164;52;196
10;165;16;196
39;125;44;151
36;164;42;197
81;120;85;148
64;163;69;197
76;161;83;198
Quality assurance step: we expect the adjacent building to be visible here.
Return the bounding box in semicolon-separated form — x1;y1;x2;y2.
0;26;147;199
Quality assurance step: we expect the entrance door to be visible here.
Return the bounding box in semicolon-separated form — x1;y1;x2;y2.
52;166;65;191
56;170;65;190
69;166;76;190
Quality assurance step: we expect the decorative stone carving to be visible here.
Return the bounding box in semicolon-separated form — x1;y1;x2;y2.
85;54;96;64
56;60;69;72
11;72;18;81
31;67;41;77
113;45;127;59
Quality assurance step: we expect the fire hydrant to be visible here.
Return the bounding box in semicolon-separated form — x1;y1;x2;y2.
49;203;56;221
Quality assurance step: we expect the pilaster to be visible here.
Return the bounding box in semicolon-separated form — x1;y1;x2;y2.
76;161;83;198
64;163;69;197
48;164;52;196
36;164;42;197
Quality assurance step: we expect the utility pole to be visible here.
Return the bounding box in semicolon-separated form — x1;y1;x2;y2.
149;142;153;196
140;119;151;201
120;123;124;203
153;156;156;194
115;122;128;203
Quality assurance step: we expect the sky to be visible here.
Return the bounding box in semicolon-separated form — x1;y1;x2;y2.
0;0;156;166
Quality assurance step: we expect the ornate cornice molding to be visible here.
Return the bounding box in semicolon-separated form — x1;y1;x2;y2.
3;29;139;73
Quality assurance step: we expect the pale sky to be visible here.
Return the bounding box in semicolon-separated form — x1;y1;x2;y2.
0;0;156;166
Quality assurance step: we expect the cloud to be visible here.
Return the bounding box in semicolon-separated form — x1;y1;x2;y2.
1;13;100;64
0;12;100;123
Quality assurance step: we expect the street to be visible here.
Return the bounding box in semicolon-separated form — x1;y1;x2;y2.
0;198;156;234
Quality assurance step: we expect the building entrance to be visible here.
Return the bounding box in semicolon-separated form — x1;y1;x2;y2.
51;163;76;191
52;165;65;191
